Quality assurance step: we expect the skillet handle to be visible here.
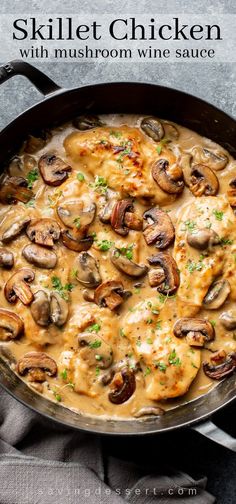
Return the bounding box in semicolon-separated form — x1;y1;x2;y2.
0;60;61;95
192;419;236;452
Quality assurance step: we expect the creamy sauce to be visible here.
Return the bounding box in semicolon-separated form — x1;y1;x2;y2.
0;113;236;420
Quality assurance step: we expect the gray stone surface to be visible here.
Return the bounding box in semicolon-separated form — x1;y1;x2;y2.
0;0;235;129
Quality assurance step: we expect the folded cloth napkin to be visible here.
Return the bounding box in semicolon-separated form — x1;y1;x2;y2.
0;388;215;504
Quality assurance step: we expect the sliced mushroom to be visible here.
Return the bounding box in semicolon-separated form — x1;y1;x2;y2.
133;406;165;418
78;333;113;369
0;175;33;204
227;178;236;207
26;219;60;247
0;248;14;269
17;352;57;382
192;146;228;171
22;244;57;269
57;200;96;230
61;230;93;252
203;352;236;380
39;154;72;186
110;248;148;278
99;199;117;223
111;199;141;236
187;228;220;250
143;207;175;249
50;292;69;327
1;217;31;243
141;117;164;142
184;164;219;196
219;311;236;330
8;156;23;177
4;268;34;305
24;130;51;154
148;267;166;288
108;367;136;404
163;123;179;141
72;115;103;130
152;159;184;194
74;252;101;288
94;280;126;310
174;318;215;347
0;308;24;341
148;253;179;295
30;291;50;327
203;279;230;310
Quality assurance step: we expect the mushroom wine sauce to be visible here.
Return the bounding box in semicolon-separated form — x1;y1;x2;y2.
0;113;236;419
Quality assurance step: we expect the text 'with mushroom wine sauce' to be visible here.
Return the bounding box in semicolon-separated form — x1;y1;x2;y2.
0;113;236;420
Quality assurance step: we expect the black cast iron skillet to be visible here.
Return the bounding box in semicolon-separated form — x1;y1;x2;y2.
0;60;236;449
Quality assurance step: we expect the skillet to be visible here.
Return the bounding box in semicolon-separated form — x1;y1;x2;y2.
0;60;236;449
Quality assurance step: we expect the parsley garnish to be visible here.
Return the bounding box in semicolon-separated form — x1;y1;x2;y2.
73;217;81;229
96;239;113;251
60;369;68;380
87;323;101;333
26;169;39;189
213;209;224;221
144;367;151;376
77;172;85;182
51;276;74;300
90;175;108;194
168;349;181;366
89;339;101;349
154;361;167;372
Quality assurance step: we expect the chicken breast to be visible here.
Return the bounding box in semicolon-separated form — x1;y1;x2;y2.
122;297;201;401
64;126;176;204
174;195;236;317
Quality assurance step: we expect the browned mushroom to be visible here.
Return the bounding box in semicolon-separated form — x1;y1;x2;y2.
0;174;33;204
143;207;175;249
0;248;14;269
30;291;50;327
148;267;166;288
57;200;96;230
0;308;24;340
141;117;164;141
111;199;142;236
192;146;228;171
94;280;127;310
203;279;230;310
108;367;136;404
187;228;220;250
26;219;60;247
17;352;57;382
219;311;236;330
74;251;101;288
39;154;72;186
61;230;94;252
174;318;215;347
227;178;236;207
163;123;179;141
184;164;219;196
78;333;113;369
72;115;103;130
152;159;184;194
4;268;35;305
1;217;31;243
110;248;148;277
148;252;179;295
50;292;69;327
24;130;51;154
203;351;236;380
22;244;57;269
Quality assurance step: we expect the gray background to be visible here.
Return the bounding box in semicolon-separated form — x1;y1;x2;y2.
0;0;235;129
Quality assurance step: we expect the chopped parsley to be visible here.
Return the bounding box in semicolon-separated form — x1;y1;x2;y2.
89;339;101;349
146;318;153;325
90;175;108;194
186;259;204;273
26;169;39;189
53;391;62;402
154;361;167;372
168;349;181;366
118;244;134;260
51;276;74;301
25;198;35;208
146;337;153;344
213;209;224;221
220;237;233;246
95;354;103;361
181;220;196;232
95;366;100;376
96;239;113;251
87;323;101;334
119;328;126;338
156;320;162;330
144;367;151;376
77;172;85;182
60;369;68;380
110;130;122;138
73;217;81;229
210;320;216;327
